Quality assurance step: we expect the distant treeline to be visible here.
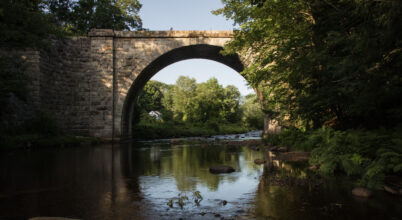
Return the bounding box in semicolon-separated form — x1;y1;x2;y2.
132;77;264;139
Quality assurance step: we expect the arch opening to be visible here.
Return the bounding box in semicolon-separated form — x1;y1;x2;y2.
121;44;246;138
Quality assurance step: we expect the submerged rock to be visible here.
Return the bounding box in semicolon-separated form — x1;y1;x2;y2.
209;165;235;174
254;159;265;165
352;187;372;198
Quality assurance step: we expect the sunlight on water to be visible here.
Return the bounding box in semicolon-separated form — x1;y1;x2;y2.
0;139;401;219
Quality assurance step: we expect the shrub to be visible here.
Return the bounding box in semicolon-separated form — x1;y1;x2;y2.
265;126;402;188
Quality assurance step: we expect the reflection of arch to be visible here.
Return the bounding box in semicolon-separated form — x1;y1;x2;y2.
121;44;245;137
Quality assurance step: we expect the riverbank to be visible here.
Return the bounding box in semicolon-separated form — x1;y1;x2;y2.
132;121;253;139
264;126;402;193
0;134;100;151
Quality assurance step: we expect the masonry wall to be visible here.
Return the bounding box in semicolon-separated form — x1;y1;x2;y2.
38;37;92;135
1;30;280;138
112;33;233;137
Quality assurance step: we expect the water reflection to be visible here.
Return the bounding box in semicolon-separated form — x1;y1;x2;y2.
119;143;265;218
0;142;401;219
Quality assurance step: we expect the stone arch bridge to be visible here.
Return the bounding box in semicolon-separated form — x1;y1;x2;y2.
20;29;279;139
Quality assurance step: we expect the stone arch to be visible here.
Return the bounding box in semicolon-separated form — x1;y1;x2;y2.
121;44;245;138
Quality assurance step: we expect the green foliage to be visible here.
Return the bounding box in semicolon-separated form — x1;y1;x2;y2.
1;0;143;46
0;0;64;48
135;76;246;125
133;80;167;124
267;126;402;188
241;94;264;129
132;120;249;139
44;0;142;35
131;75;268;138
132;76;262;138
167;191;203;208
215;0;402;129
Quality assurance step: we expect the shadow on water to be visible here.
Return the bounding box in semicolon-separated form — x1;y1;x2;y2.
0;140;401;219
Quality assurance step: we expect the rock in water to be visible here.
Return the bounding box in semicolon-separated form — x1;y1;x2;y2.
209;165;235;174
352;187;372;198
384;185;400;195
254;159;265;165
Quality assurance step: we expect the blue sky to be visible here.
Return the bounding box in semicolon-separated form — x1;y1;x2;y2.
138;0;254;95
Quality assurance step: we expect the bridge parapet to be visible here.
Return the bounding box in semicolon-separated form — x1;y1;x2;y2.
88;29;234;38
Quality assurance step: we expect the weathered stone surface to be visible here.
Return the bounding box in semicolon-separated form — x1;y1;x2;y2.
209;165;235;174
352;187;373;198
3;29;282;138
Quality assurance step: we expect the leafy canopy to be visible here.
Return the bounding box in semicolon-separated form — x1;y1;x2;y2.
215;0;402;129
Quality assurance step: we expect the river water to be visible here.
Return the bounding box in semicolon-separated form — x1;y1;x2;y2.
0;132;401;219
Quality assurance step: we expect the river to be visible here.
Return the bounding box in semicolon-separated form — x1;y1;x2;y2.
0;131;401;219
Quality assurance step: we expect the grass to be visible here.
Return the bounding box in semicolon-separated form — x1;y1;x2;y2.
132;121;252;139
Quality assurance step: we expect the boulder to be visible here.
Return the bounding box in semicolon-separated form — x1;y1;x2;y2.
352;187;372;198
254;159;265;165
209;165;235;174
384;185;400;195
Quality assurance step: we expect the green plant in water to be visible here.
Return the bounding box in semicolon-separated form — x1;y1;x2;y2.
193;191;203;206
167;191;203;208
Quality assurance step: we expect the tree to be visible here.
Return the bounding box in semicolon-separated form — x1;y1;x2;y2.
136;76;245;126
193;78;224;122
44;0;142;34
215;0;402;129
221;85;241;123
170;76;197;121
0;0;61;48
133;80;167;124
241;94;264;129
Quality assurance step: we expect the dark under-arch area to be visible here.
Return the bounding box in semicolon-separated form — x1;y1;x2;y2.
121;44;245;138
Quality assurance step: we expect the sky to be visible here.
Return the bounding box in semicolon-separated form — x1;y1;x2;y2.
138;0;254;95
